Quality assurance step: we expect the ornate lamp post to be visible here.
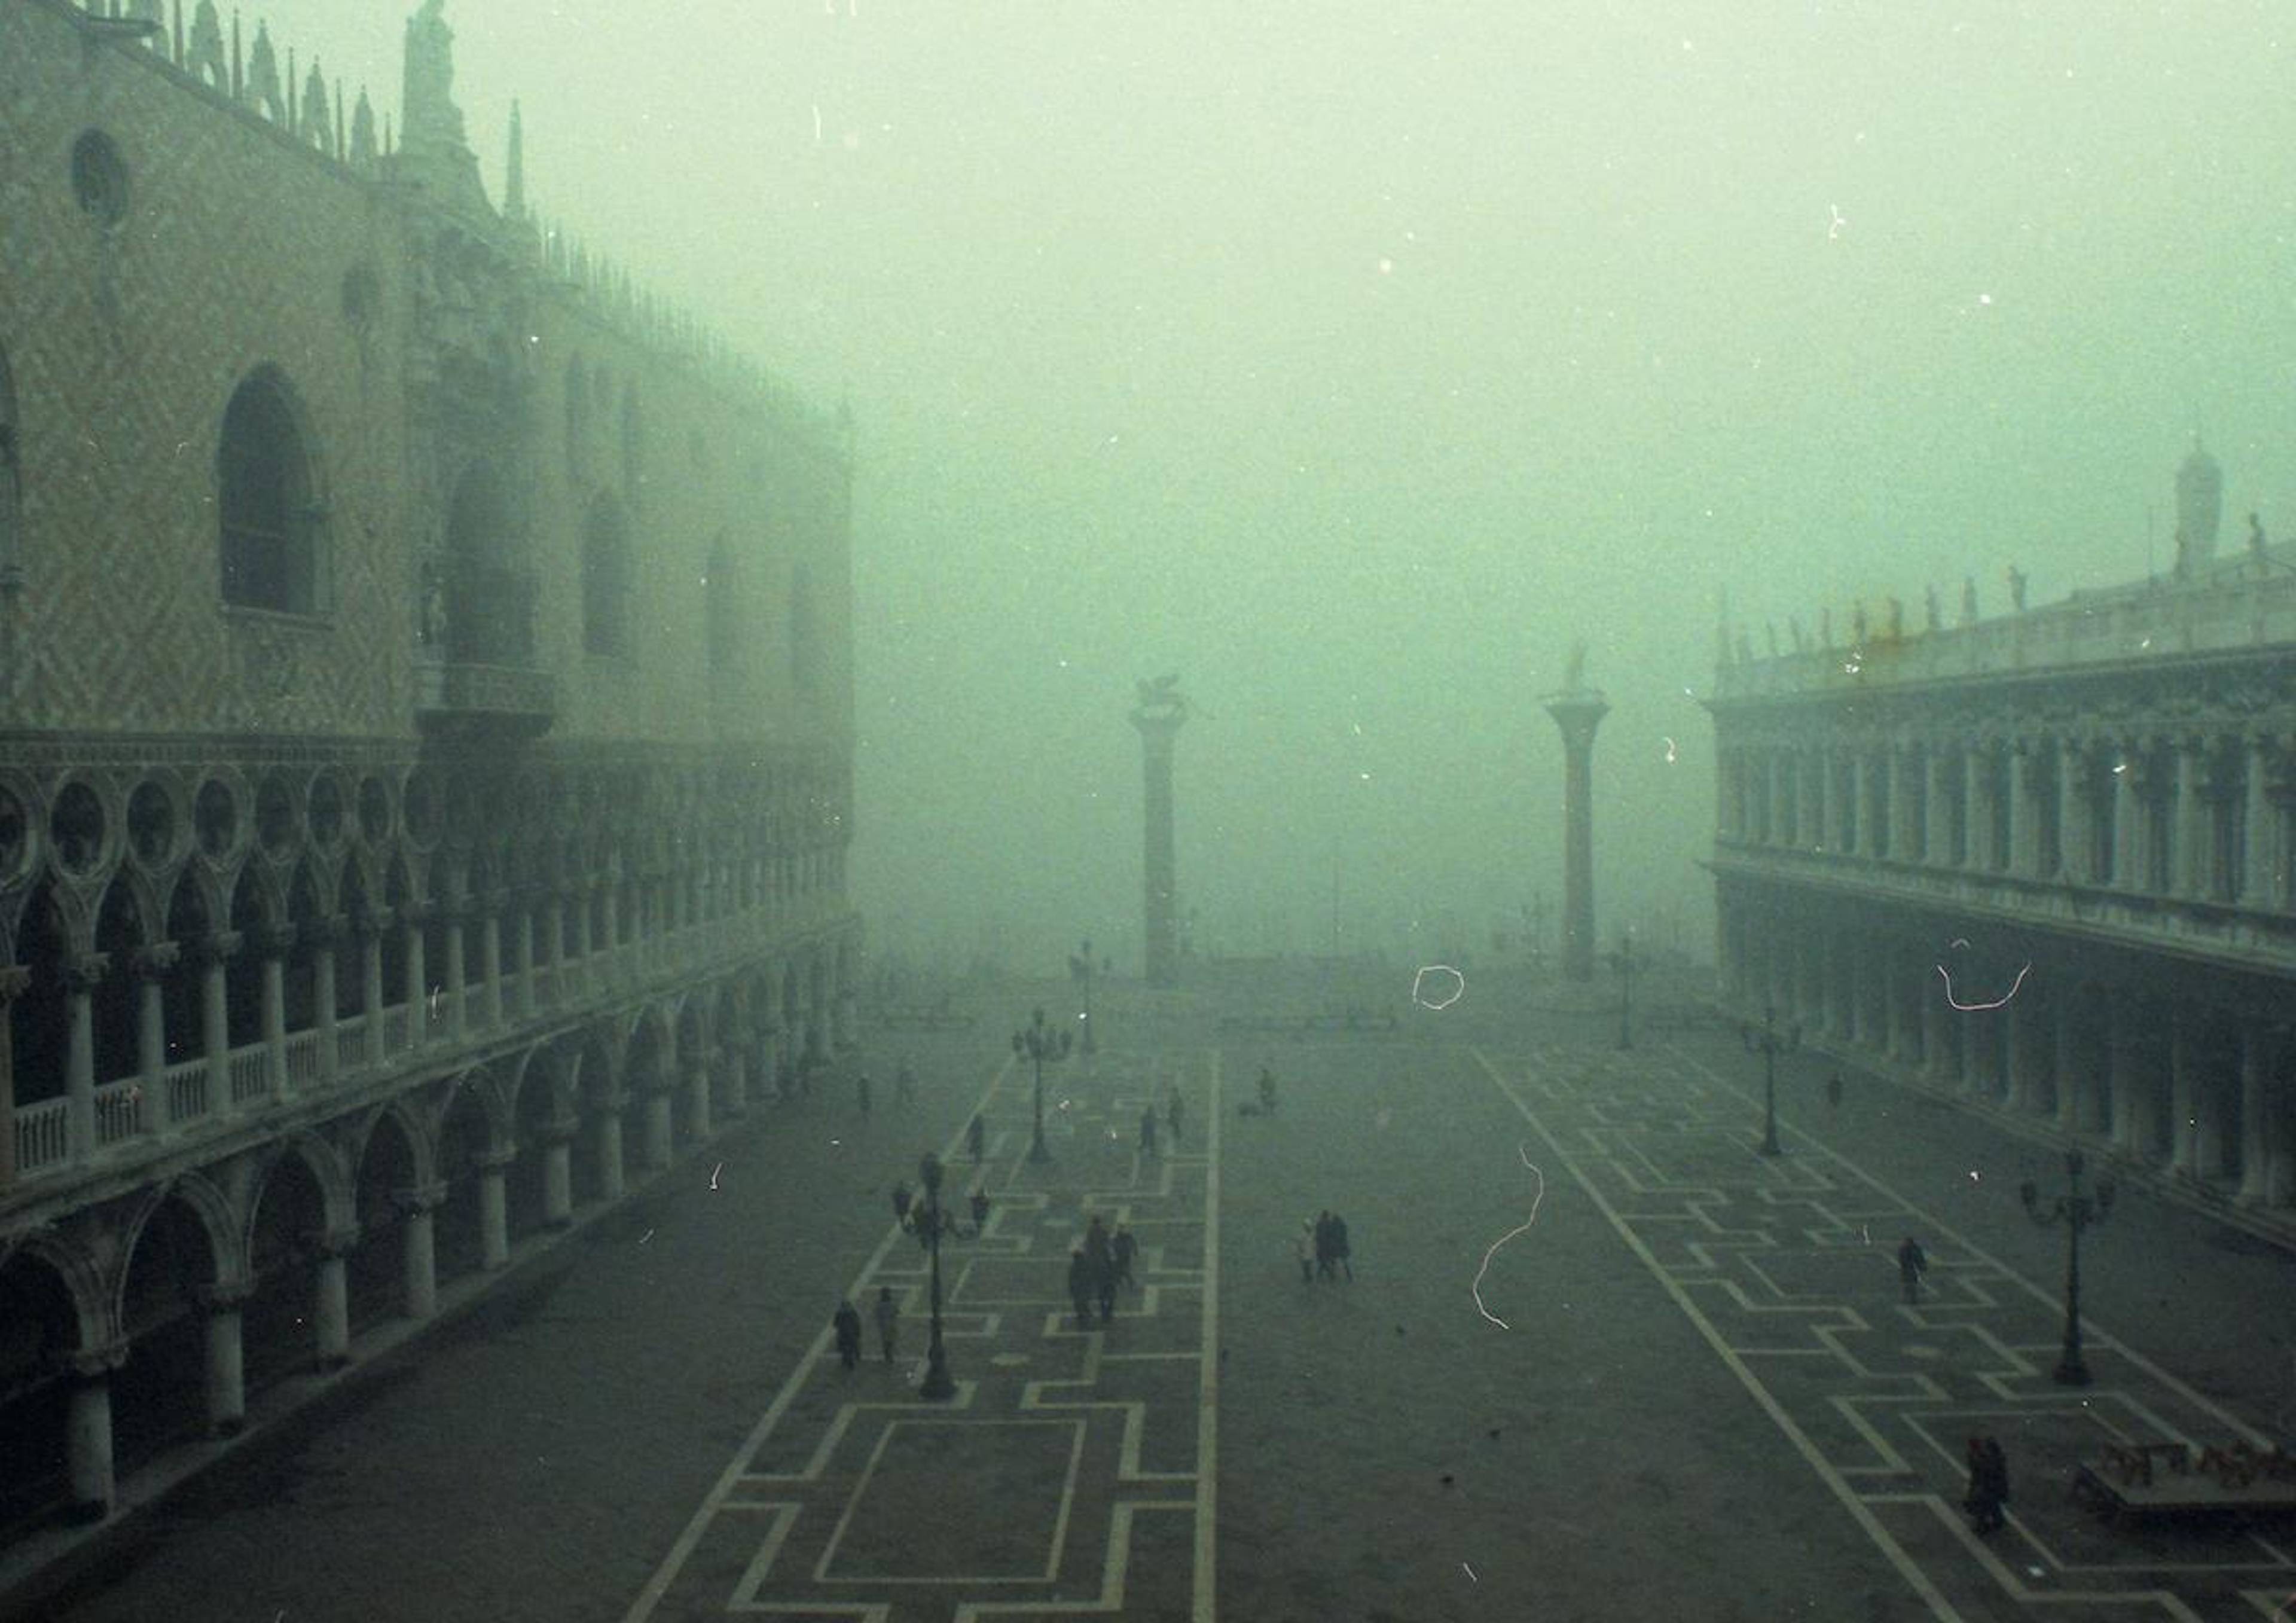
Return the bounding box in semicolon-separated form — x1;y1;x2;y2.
2021;1148;2115;1386
917;1151;956;1399
1013;1006;1071;1165
1071;938;1097;1055
1742;1003;1798;1156
1608;928;1638;1051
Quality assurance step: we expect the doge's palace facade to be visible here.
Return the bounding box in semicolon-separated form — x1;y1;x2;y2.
0;0;860;1532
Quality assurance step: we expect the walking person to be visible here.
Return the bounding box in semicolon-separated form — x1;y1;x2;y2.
1825;1072;1843;1111
1329;1211;1353;1282
1896;1235;1929;1304
1314;1210;1337;1282
1139;1104;1159;1158
832;1299;863;1371
891;1179;914;1228
1112;1223;1138;1291
1293;1218;1314;1283
1167;1088;1184;1146
966;1113;986;1164
1067;1249;1095;1328
856;1070;872;1118
894;1060;918;1107
1257;1066;1278;1115
1963;1436;2008;1533
873;1285;900;1365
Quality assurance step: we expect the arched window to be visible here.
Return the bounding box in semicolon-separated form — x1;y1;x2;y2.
0;345;21;586
218;367;321;613
705;535;735;687
582;494;631;657
444;460;530;664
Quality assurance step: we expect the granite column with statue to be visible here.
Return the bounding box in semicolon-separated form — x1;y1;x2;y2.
1131;678;1189;989
1543;648;1610;983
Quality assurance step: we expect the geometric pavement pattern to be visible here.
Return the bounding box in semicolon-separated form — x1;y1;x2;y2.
622;1048;1220;1623
1477;1041;2296;1623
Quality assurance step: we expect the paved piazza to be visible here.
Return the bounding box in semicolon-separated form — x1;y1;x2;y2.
23;977;2296;1622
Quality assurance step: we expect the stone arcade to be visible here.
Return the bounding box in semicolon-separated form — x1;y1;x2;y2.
1709;453;2296;1210
0;0;860;1532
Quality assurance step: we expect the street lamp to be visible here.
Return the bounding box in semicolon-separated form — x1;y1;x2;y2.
1013;1006;1072;1165
1742;1003;1798;1156
1071;938;1097;1055
2020;1148;2115;1386
917;1151;956;1399
1608;929;1638;1050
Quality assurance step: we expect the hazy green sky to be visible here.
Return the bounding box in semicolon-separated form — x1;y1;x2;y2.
278;0;2296;971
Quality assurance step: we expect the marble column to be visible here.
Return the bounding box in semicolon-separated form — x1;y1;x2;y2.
2054;990;2086;1134
63;953;106;1163
597;1106;627;1201
199;1284;249;1435
315;1233;352;1366
643;1087;674;1170
2238;1023;2276;1205
478;898;503;1029
133;944;176;1134
403;906;430;1047
401;1184;442;1319
257;926;290;1099
512;900;536;1020
358;914;386;1066
478;1152;512;1269
541;1122;575;1227
2242;739;2281;907
442;907;467;1041
0;966;26;1188
2061;740;2095;885
65;1347;124;1523
200;932;237;1116
310;917;339;1087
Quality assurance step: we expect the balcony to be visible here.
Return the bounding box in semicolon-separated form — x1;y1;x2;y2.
415;658;557;737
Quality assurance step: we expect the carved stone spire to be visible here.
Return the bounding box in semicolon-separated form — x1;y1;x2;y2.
394;0;491;216
505;99;526;221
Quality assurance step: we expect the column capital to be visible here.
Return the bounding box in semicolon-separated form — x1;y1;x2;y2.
132;941;182;980
0;963;30;1002
252;922;297;958
301;914;345;948
352;906;393;939
61;953;111;994
538;1116;579;1146
69;1341;130;1380
197;929;244;966
320;1225;361;1259
194;1280;254;1313
475;1148;518;1173
395;1180;447;1215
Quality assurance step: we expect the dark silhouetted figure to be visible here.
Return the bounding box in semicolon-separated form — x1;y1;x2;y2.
967;1114;986;1164
1329;1212;1353;1282
891;1180;914;1226
856;1071;872;1118
1168;1089;1185;1145
1294;1219;1314;1283
1897;1235;1928;1304
1112;1223;1137;1291
1067;1249;1095;1327
1825;1072;1843;1111
873;1286;899;1364
1965;1436;2008;1532
833;1300;863;1371
1257;1067;1278;1115
1140;1105;1159;1157
1314;1210;1337;1282
894;1060;917;1106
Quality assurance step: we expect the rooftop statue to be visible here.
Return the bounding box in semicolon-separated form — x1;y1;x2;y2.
1564;639;1587;691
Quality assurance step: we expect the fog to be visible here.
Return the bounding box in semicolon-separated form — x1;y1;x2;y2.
284;0;2296;971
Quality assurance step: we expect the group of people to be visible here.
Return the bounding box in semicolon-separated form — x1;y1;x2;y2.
853;1060;921;1118
1067;1213;1138;1325
890;1177;991;1243
1294;1210;1352;1283
1138;1089;1186;1156
832;1286;903;1371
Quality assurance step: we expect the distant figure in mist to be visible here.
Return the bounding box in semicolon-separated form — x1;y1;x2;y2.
1293;1219;1315;1284
1112;1223;1137;1291
1257;1067;1278;1115
1330;1212;1353;1282
969;1186;990;1233
1168;1088;1185;1145
1068;1249;1096;1326
966;1115;986;1164
1825;1072;1843;1111
894;1060;917;1107
1139;1105;1159;1157
1897;1235;1929;1304
1964;1436;2009;1533
855;1071;872;1118
891;1179;914;1227
833;1299;863;1371
873;1286;900;1364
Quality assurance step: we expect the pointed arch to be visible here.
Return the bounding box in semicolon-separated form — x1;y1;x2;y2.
218;365;325;614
